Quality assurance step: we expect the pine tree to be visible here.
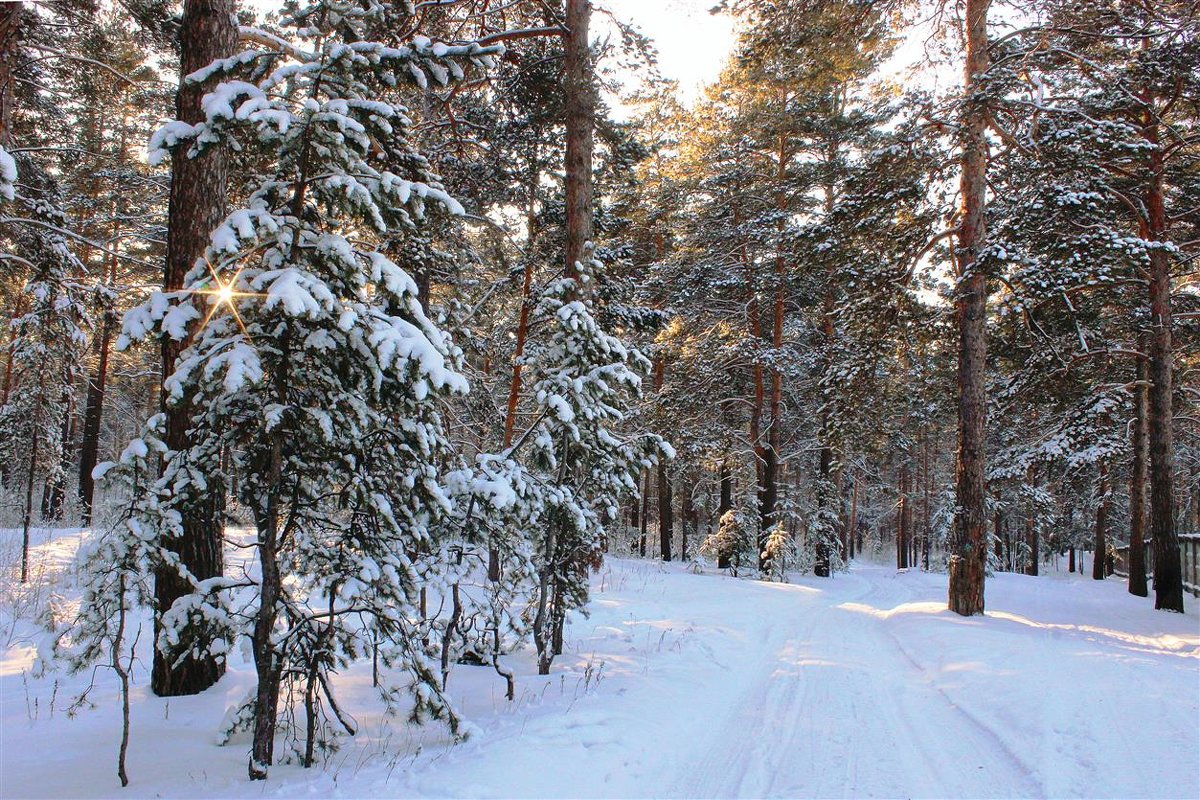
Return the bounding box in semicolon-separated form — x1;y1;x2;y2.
946;0;992;617
148;0;238;697
123;0;504;777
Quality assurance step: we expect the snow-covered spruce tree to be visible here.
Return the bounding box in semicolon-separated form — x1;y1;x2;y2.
760;520;793;582
432;454;541;700
802;476;845;576
701;504;756;577
0;155;88;581
520;254;671;675
119;1;501;780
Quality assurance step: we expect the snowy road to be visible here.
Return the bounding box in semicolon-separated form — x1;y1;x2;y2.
668;569;1045;799
3;546;1198;799
374;560;1199;799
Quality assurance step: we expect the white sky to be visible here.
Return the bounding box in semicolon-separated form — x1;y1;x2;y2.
597;1;953;109
243;0;736;101
600;0;736;102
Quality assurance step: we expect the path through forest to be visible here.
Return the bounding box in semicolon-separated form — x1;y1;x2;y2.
2;533;1198;799
667;567;1045;798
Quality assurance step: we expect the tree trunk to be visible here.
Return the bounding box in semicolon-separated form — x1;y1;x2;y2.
530;0;594;675
947;0;991;617
78;259;118;523
19;365;44;584
814;439;835;578
0;1;18;148
1093;463;1109;580
680;477;695;561
848;474;859;562
760;132;789;571
563;0;593;284
925;428;940;570
40;386;72;521
629;489;640;547
533;518;556;674
248;481;282;780
739;217;766;547
1069;547;1076;574
897;464;909;569
153;0;237;698
78;116;125;506
639;469;649;557
717;462;732;569
248;342;289;780
1143;109;1182;612
838;471;848;563
501;159;542;449
658;465;673;562
993;511;1003;571
921;431;931;570
493;161;541;581
1025;466;1039;577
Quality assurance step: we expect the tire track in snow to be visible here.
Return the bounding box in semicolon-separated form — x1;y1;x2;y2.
666;573;876;799
667;567;1042;798
884;619;1047;796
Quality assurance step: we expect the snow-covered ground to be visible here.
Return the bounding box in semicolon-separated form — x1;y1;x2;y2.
2;527;1198;799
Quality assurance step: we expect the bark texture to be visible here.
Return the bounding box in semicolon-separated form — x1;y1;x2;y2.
658;466;673;562
562;0;593;283
1093;464;1109;581
897;464;910;570
717;463;733;569
533;0;594;676
1143;115;1182;612
1127;353;1150;594
0;2;18;148
153;0;237;697
947;0;990;617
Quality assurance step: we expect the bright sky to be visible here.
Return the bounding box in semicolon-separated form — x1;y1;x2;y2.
601;0;737;102
244;0;736;101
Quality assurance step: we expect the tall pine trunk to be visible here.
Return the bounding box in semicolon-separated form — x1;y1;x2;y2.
947;0;990;616
639;469;649;557
153;0;237;698
680;476;695;561
1025;465;1038;577
658;465;673;562
654;358;671;561
0;1;18;147
79;118;128;522
738;214;766;539
563;0;593;283
1093;463;1109;580
0;4;20;494
1128;355;1147;594
40;385;72;521
18;364;45;583
77;255;118;523
759;132;788;570
1142;109;1182;612
501;159;542;447
494;160;542;581
532;0;594;677
717;462;732;569
897;464;910;569
248;443;283;780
